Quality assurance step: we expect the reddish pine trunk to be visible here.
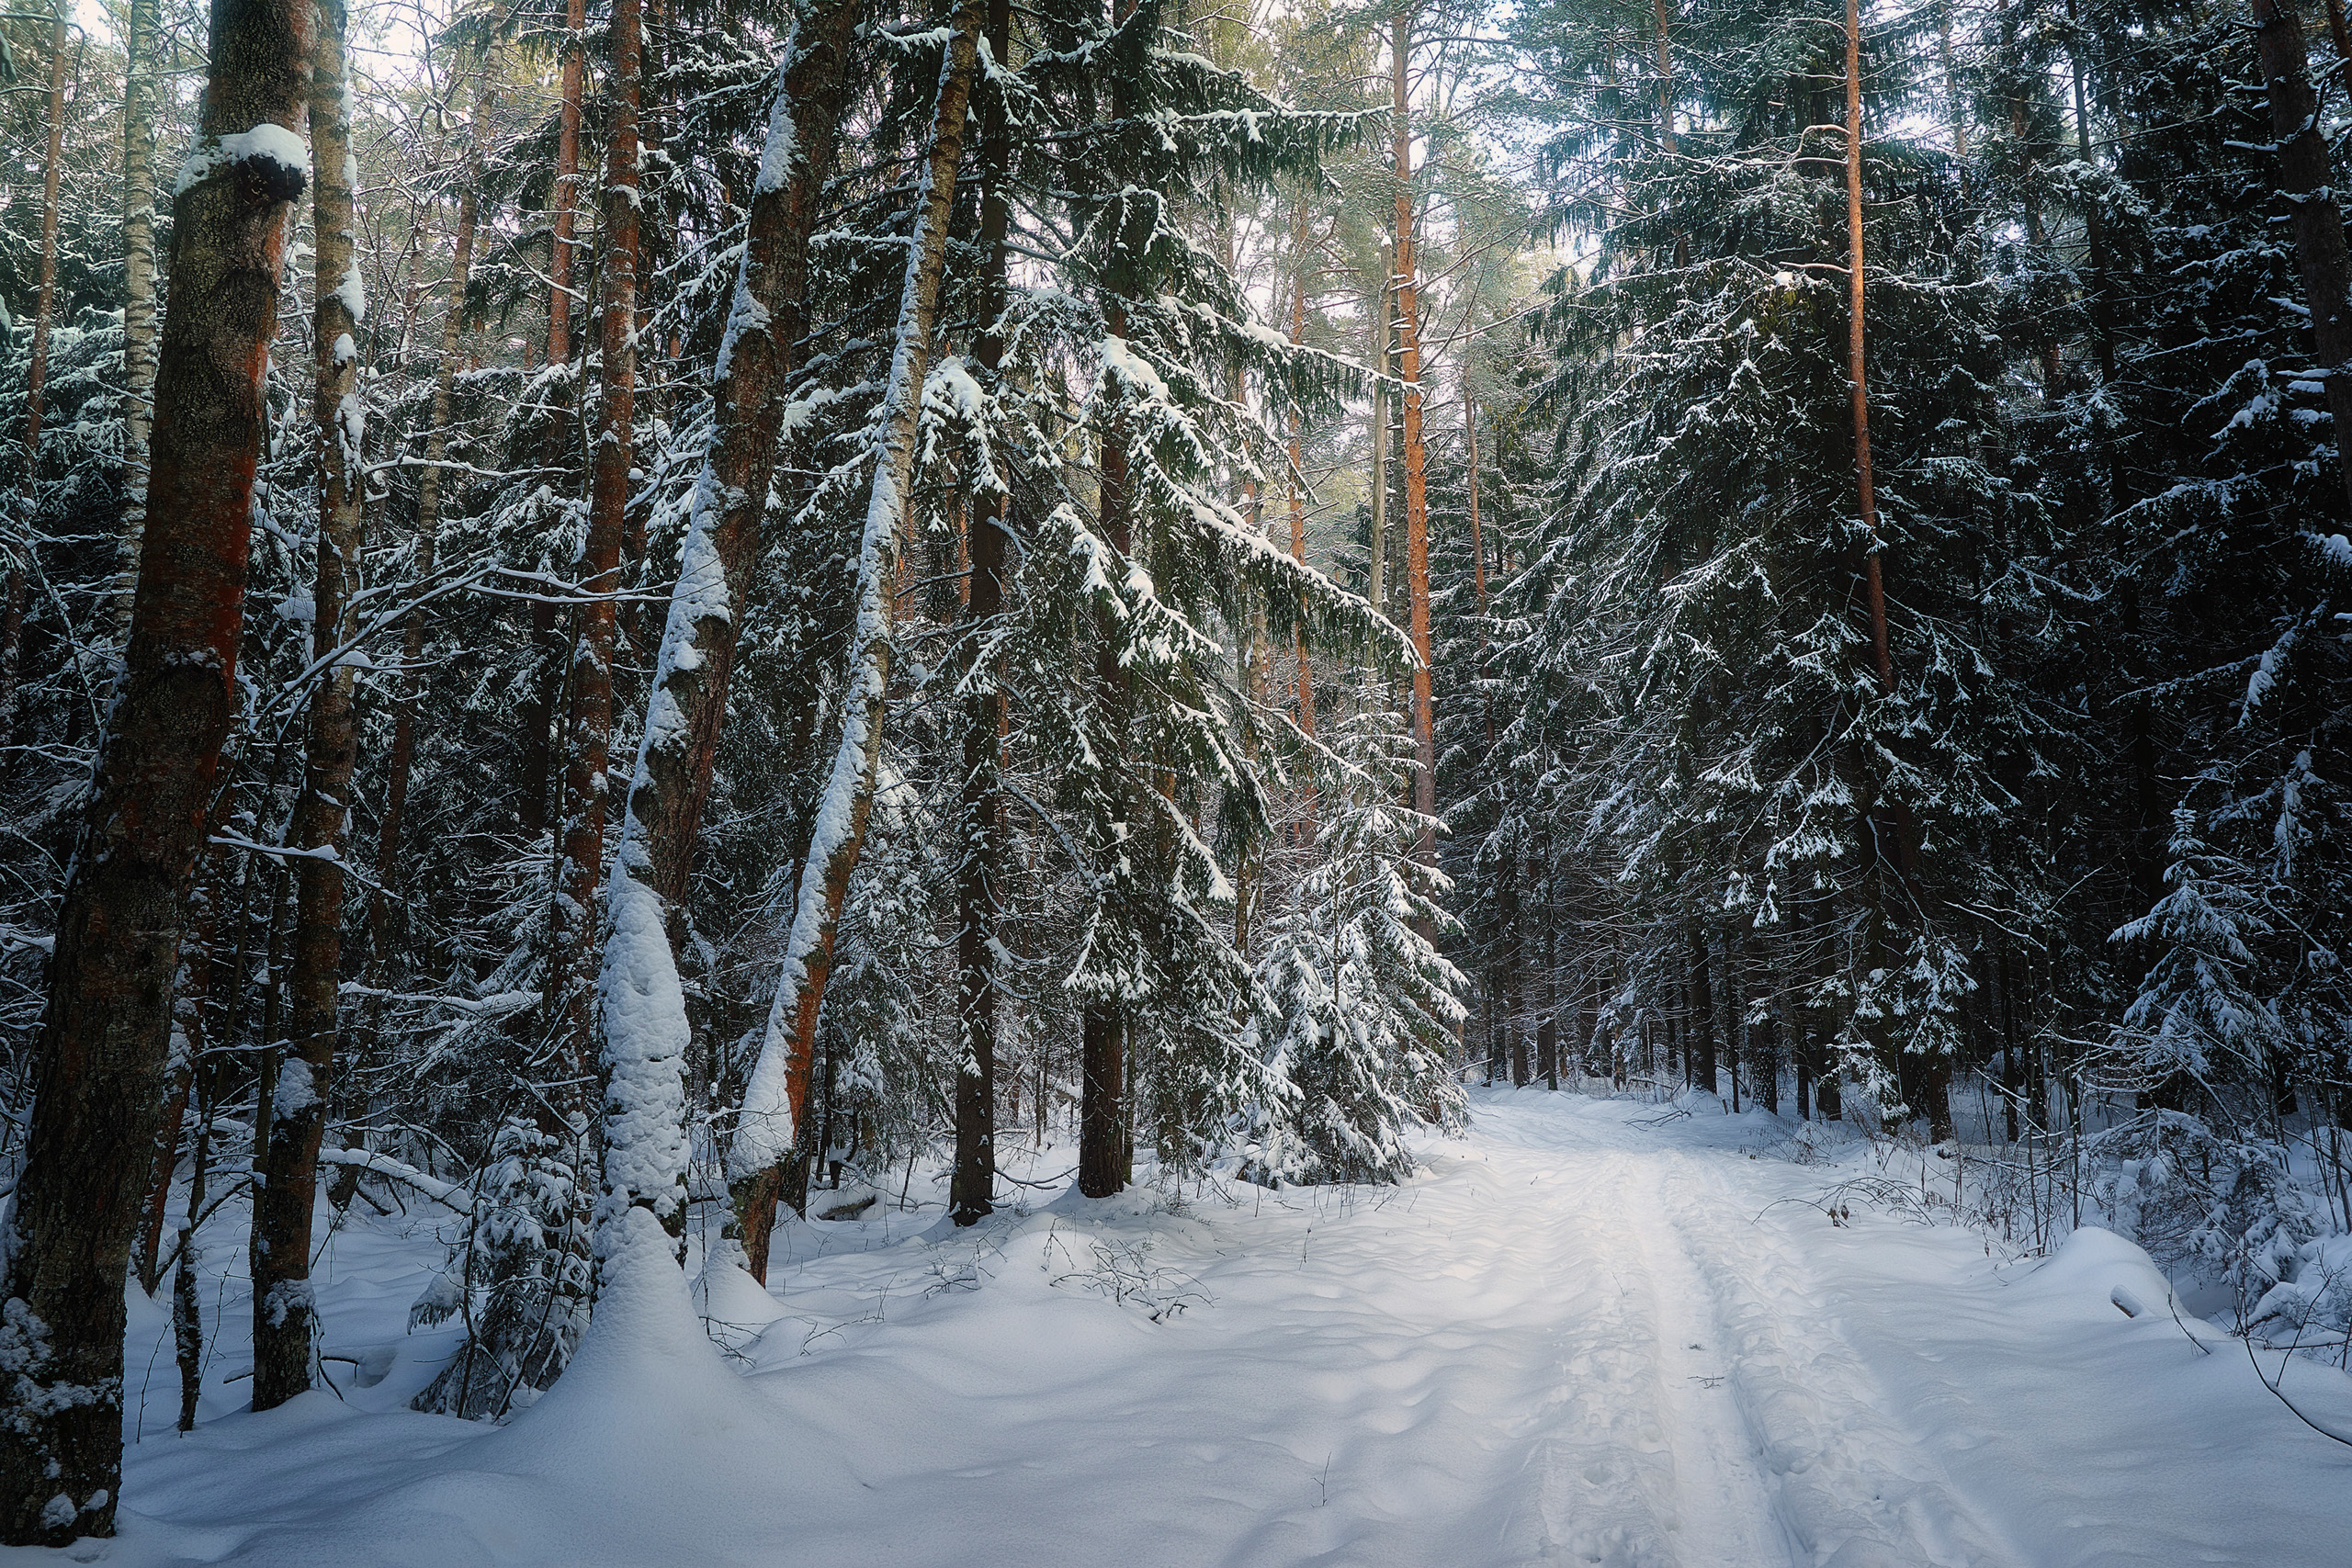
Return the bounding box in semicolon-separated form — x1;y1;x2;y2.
1392;9;1436;860
552;0;645;1111
0;0;312;1541
252;2;367;1410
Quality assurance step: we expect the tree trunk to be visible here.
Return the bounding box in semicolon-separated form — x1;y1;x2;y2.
598;0;859;1283
732;0;985;1226
1392;7;1436;863
117;0;163;642
0;0;74;730
252;1;367;1410
2252;0;2352;517
566;0;650;1249
548;0;588;369
1464;383;1490;749
1689;921;1718;1097
1652;0;1676;153
519;0;590;840
1284;201;1318;837
367;97;485;965
951;0;1016;1230
1845;0;1892;703
1367;246;1390;613
0;0;312;1540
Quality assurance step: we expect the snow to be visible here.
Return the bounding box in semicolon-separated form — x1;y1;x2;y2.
330;263;368;327
38;1091;2352;1567
173;123;310;198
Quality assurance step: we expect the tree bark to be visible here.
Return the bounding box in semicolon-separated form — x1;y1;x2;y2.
115;0;164;643
252;0;367;1410
1845;0;1892;703
1367;245;1390;614
950;0;1015;1230
1284;199;1318;837
0;0;312;1540
731;0;986;1226
1464;384;1491;749
563;0;647;1248
667;0;866;1279
548;0;588;368
2252;0;2352;517
1393;6;1436;863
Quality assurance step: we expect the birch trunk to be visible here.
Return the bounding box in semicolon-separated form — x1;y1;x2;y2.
0;0;312;1540
117;0;163;640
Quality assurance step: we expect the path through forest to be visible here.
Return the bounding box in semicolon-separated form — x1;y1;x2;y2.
51;1091;2352;1567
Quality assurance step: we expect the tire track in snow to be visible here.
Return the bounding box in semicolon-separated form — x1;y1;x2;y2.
1652;1154;2030;1568
1618;1161;1804;1568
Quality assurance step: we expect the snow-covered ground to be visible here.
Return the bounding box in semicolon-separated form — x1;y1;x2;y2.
25;1089;2352;1567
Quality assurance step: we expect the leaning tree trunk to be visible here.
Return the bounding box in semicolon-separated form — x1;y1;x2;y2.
115;0;163;642
730;0;985;1229
598;0;861;1284
948;0;1015;1231
0;0;312;1542
366;96;484;966
2252;0;2352;517
1392;6;1436;863
557;0;644;1241
0;0;74;731
252;0;367;1411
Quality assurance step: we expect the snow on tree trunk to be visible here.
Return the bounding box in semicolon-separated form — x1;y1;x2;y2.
0;0;313;1542
728;0;986;1203
601;0;861;1285
252;0;368;1412
577;0;662;1262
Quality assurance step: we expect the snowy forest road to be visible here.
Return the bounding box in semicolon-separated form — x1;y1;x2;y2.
62;1091;2352;1568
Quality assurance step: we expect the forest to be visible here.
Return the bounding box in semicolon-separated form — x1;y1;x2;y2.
0;0;2347;1558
